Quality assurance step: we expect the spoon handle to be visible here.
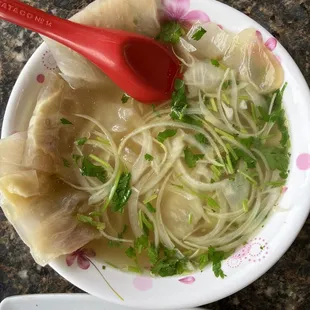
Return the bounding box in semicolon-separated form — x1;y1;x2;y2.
0;0;75;42
0;0;119;49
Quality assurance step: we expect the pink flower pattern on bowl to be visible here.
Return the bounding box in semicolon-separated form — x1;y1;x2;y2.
66;248;96;270
296;153;310;170
66;248;124;300
227;238;269;269
133;276;153;291
178;276;196;284
161;0;210;24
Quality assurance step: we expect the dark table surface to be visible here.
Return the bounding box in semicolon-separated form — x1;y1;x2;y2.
0;1;310;309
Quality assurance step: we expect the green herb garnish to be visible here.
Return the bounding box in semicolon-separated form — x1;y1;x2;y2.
151;248;188;277
62;158;70;168
157;21;184;44
125;246;136;258
270;83;289;148
170;79;188;121
145;202;156;213
197;247;226;278
242;199;249;212
127;266;142;274
194;133;208;145
134;234;149;254
60;118;72;125
208;247;226;278
111;172;132;212
206;196;220;210
80;157;107;183
141;212;154;233
211;59;220;67
77;214;105;230
234;149;257;169
188;213;193;224
260;147;289;179
258;83;289;149
184;147;204;168
144;153;154;161
191;26;206;41
121;93;131;103
222;80;231;90
198;253;209;270
157;129;177;143
147;244;159;265
75;137;87;146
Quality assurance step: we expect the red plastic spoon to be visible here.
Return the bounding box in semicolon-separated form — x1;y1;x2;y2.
0;0;181;103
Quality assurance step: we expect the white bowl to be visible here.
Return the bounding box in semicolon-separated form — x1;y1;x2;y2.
2;0;310;309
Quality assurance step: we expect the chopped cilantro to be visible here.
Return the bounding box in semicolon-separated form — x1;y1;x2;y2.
242;199;249;212
102;265;106;270
195;133;208;145
141;212;154;232
134;234;149;254
234;149;257;169
60;118;72;125
222;80;231;90
207;247;226;278
151;248;188;277
184;147;204;168
188;213;193;224
191;26;207;41
170;79;188;121
127;266;142;274
111;172;132;212
77;214;105;230
198;253;209;270
206;196;220;210
157;21;184;44
148;244;159;265
121;93;131;103
80;157;107;183
260;147;289;179
258;83;289;149
62;158;70;168
145;202;156;213
270;83;289;148
239;137;261;149
211;59;220;67
75;137;87;146
157;129;177;143
145;153;154;161
125;246;136;259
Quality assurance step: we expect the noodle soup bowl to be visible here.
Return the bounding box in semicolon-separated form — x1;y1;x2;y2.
2;0;310;309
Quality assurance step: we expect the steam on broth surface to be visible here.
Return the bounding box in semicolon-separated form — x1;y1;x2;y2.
0;0;290;278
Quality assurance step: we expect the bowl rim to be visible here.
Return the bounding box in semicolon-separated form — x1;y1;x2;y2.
2;0;310;308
